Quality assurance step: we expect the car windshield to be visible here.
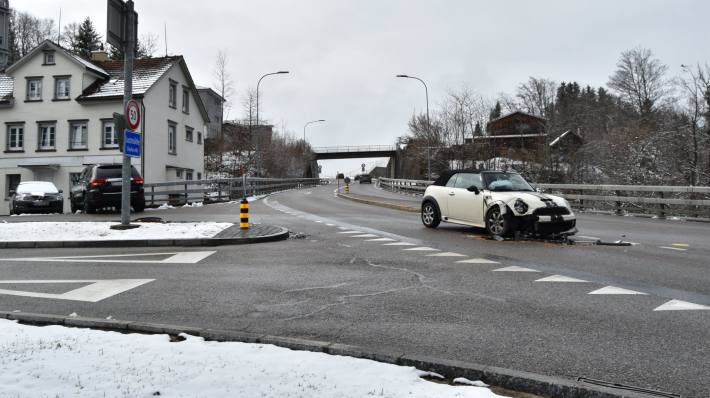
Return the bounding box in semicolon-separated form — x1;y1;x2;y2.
482;173;534;192
17;182;59;194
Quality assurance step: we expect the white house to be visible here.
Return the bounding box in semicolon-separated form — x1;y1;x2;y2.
0;40;209;215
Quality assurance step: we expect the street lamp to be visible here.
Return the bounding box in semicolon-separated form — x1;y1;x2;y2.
396;74;431;180
251;70;289;176
303;119;325;142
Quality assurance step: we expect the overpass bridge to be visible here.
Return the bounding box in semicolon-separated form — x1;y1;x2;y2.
311;145;402;177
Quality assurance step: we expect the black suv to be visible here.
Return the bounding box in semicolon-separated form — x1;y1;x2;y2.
70;164;145;214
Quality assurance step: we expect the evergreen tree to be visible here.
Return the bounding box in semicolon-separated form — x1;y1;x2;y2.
473;121;483;137
489;101;502;121
71;17;102;59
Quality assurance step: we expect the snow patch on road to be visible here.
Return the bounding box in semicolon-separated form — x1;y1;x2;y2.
0;222;232;241
0;320;503;398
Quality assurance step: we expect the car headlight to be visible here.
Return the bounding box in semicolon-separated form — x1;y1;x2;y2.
514;199;528;214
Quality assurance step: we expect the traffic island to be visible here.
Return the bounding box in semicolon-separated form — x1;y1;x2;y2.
0;221;289;248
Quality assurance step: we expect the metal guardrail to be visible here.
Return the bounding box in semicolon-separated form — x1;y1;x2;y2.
378;178;710;218
312;145;398;154
144;177;324;207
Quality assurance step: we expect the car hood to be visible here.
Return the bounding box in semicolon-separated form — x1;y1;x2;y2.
488;191;568;208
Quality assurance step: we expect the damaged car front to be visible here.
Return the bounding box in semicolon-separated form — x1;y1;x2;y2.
481;172;577;238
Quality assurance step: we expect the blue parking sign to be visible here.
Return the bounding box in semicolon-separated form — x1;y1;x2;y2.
124;129;141;158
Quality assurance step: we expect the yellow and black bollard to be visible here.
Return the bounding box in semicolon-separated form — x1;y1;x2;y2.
345;183;350;194
240;199;249;229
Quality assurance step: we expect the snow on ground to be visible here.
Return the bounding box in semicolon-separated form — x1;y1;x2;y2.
0;320;504;398
0;221;232;242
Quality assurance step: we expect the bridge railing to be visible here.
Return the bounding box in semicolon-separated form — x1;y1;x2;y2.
144;177;324;207
377;178;710;219
313;145;398;154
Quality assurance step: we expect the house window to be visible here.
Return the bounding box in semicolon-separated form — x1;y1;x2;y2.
38;123;56;150
102;120;118;148
6;174;21;197
182;87;189;113
197;172;202;180
169;81;177;108
186;171;193;181
6;124;24;152
54;77;71;100
176;169;183;179
27;78;43;101
185;126;193;142
69;121;88;150
43;52;55;65
168;122;177;154
197;131;203;145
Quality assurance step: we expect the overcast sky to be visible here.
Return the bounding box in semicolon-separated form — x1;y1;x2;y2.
15;0;710;176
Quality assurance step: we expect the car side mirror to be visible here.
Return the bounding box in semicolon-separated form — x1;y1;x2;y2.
467;186;480;195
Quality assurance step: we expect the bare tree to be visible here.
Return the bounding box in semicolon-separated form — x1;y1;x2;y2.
59;22;80;51
12;10;56;58
676;64;710;185
608;47;669;117
516;77;557;118
138;33;160;58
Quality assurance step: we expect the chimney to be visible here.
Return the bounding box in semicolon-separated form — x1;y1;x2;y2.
90;50;109;62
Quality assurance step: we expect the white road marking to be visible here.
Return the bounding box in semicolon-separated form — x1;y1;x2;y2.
338;231;363;235
350;234;379;238
493;266;540;272
659;246;688;252
671;243;689;248
326;224;335;227
577;235;601;240
382;242;416;246
365;238;396;242
426;252;467;257
456;259;500;264
402;247;439;251
315;220;323;223
653;299;710;311
5;251;217;265
535;275;589;283
0;279;154;302
588;286;648;295
338;227;349;230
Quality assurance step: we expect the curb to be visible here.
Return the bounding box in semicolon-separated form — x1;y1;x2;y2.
337;192;420;213
0;311;658;398
0;226;289;249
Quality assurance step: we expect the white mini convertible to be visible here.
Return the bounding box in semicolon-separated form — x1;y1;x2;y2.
421;170;577;237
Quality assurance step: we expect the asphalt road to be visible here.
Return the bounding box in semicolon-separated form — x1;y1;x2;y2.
1;183;709;397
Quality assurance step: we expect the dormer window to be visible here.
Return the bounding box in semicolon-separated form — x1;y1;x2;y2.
43;51;55;65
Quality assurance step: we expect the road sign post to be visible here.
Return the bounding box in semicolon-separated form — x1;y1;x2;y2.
108;0;138;230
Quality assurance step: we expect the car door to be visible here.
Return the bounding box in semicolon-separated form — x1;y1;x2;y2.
440;173;459;218
448;173;486;225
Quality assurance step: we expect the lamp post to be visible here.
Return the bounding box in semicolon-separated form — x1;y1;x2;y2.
252;70;289;176
303;119;325;142
396;74;431;180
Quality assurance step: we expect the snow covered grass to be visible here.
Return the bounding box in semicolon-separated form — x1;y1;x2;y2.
0;320;504;398
0;221;232;242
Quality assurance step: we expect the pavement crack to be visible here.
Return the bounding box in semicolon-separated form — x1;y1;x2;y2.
282;283;350;294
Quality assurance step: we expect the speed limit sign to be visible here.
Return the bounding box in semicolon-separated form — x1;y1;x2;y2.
125;99;141;130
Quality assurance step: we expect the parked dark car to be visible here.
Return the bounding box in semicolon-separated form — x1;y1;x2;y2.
70;164;145;214
359;174;372;183
10;181;64;215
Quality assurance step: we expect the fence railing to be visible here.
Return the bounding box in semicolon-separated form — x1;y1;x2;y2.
377;178;710;219
144;177;324;207
312;145;398;154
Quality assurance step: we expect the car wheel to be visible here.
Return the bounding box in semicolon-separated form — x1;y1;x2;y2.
83;198;96;214
486;206;511;237
421;201;440;228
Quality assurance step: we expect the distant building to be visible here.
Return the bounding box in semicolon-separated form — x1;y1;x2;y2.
0;40;210;214
197;86;224;140
0;0;9;70
473;111;548;160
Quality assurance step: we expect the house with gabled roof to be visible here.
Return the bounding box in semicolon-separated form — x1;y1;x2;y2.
0;40;209;215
